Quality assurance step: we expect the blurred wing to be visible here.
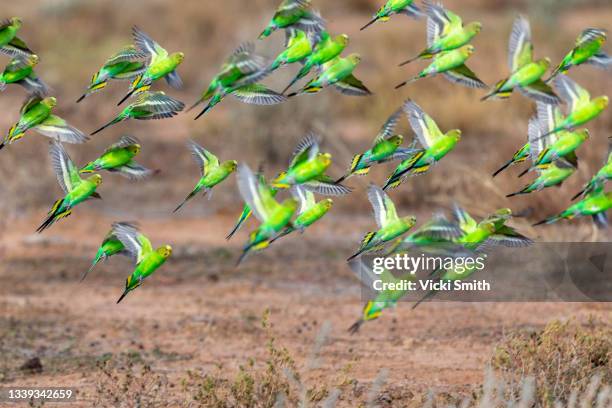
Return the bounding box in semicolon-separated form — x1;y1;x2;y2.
187;139;219;176
35;115;89;144
117;162;155;180
576;28;607;47
453;204;477;232
231;84;287;105
302;180;351;196
165;70;183;89
585;52;612;70
18;76;50;97
536;102;563;137
227;42;266;74
113;222;153;264
104;135;140;154
237;164;271;223
416;214;464;240
403;99;443;148
443;64;487;89
332;74;372;96
508;15;533;71
291;185;315;214
20;95;42;115
132;26;167;62
518;80;560;105
49;141;81;194
106;45;148;65
368;185;398;228
554;74;590;112
487;226;533;248
135;91;185;114
528;115;547;160
373;105;402;146
424;1;456;45
290;133;320;168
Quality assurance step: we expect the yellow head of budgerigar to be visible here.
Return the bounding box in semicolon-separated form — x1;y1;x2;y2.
157;245;172;259
127;144;141;155
171;52;185;64
322;198;334;210
594;96;609;110
87;174;103;186
42;97;57;109
10;17;22;27
337;34;349;46
388;135;403;146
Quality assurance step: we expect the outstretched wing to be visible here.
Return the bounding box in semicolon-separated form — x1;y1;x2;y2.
536;102;563;140
508;15;533;72
486;225;533;248
35;115;89;144
527;115;548;162
132;26;168;64
554;74;591;112
576;28;607;47
187;139;219;176
453;204;477;233
106;45;148;66
332;74;372;96
519;80;560;105
424;1;461;46
104;135;140;154
49;141;81;194
443;64;487;89
112;222;153;264
367;184;398;228
403;99;443;148
227;42;267;75
291;185;315;214
231;84;287;105
372;104;402;146
289;133;320;168
237;164;274;223
134;91;185;116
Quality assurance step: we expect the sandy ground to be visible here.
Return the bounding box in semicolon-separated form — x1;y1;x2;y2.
1;214;610;407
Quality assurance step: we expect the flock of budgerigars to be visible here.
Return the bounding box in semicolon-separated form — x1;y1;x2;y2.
0;0;610;325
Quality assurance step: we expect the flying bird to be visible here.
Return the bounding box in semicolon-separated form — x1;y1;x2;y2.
347;185;416;261
259;0;325;40
77;45;147;103
36;142;102;233
550;28;611;79
0;54;48;96
82;222;135;281
0;17;34;59
190;43;286;119
282;31;349;94
117;27;184;105
482;16;559;104
534;190;612;229
572;137;612;200
361;0;422;31
236;164;298;265
270;185;333;243
287;54;372;97
1;96;87;150
91;91;184;135
268;29;313;72
115;223;172;303
399;1;482;66
384;100;461;190
173;140;237;212
337;100;417;183
396;45;486;89
80;135;155;180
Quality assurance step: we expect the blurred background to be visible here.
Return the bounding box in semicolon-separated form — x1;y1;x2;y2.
0;0;610;406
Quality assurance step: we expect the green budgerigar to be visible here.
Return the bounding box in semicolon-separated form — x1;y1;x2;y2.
492;117;533;177
396;45;486;89
117;27;184;105
80;135;155;179
1;96;88;150
337;100;418;183
82;222;136;281
550;28;611;79
115;223;172;303
0;54;48;96
572;137;612;200
37;142;103;233
534;190;612;229
399;1;482;66
91;91;184;135
482;16;559;104
361;0;421;31
271;134;352;195
236;164;298;265
269;29;313;71
259;0;325;40
77;45;147;103
173;140;237;212
347;185;416;261
287;54;372;97
270;185;333;243
383;100;461;190
507;159;576;197
0;17;33;59
537;75;608;140
191;43;286;119
282;31;349;94
385;213;464;255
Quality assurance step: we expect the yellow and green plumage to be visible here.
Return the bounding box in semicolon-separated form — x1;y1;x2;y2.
37;142;103;233
91;91;184;135
550;28;611;79
236;164;298;265
82;222;136;281
360;0;422;31
482;16;559;104
287;54;371;97
0;17;34;59
117;27;184;105
77;45;147;103
115;223;172;303
269;29;313;71
399;1;482;66
383;100;461;190
80;135;154;180
1;96;88;150
347;185;416;260
173;140;237;212
259;0;325;40
572;137;612;200
534;191;612;229
0;54;48;96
